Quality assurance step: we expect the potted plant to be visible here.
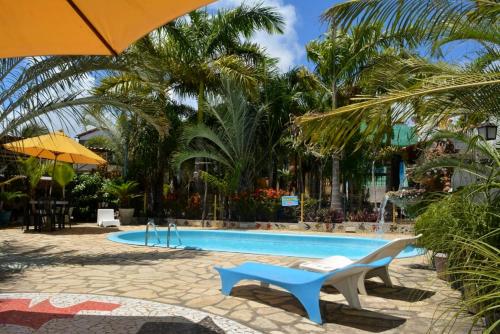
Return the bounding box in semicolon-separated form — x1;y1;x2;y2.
103;180;140;225
0;191;26;224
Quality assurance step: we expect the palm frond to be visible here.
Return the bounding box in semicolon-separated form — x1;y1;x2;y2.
297;72;500;151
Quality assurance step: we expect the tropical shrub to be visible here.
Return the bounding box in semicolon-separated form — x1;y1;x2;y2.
0;191;26;211
348;209;378;222
301;198;345;223
70;173;107;221
17;157;50;198
415;192;497;256
103;180;141;208
51;163;76;199
230;191;257;222
414;133;499;333
253;188;287;221
442;231;500;334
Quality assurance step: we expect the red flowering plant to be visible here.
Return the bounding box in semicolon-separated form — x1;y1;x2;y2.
230;188;288;221
230;191;256;221
253;188;287;221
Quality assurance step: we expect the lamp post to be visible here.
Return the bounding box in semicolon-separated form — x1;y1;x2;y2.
477;122;498;141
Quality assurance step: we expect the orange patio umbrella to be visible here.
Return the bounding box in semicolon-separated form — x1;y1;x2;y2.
0;0;215;58
3;131;106;165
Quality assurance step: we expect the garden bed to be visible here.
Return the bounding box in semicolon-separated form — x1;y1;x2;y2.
162;218;415;234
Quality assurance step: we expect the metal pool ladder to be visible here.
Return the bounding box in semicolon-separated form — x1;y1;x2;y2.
145;219;161;246
167;223;182;248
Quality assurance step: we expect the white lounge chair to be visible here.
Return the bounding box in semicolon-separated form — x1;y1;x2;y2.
299;234;422;294
97;209;120;228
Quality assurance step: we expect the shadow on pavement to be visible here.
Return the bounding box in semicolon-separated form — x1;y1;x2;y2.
230;284;406;332
0;240;209;283
321;280;436;302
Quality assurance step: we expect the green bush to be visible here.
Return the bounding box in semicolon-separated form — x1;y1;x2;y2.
415;192;497;256
415;191;499;333
70;173;108;221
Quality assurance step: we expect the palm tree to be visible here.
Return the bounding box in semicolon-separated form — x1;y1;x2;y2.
16;157;50;199
51;163;76;199
298;0;500;151
256;66;321;188
92;6;283;217
174;80;264;193
156;4;284;122
17;123;49;138
303;24;418;210
0;57;130;140
103;180;140;208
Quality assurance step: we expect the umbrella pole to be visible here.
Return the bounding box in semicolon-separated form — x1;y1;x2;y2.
49;154;60;197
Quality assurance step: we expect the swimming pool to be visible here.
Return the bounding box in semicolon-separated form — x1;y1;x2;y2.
108;229;422;259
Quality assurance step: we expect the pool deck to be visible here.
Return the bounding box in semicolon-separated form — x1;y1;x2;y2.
0;224;480;334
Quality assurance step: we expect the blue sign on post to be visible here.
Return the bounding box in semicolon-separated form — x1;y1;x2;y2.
281;195;299;207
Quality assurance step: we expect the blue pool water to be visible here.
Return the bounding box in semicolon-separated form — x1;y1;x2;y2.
108;230;422;259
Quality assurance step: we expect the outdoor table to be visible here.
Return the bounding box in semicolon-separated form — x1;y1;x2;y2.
25;200;69;232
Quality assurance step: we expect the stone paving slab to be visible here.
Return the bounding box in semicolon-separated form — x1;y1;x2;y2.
0;224;480;334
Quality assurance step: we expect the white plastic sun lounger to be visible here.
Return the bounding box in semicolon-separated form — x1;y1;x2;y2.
97;209;120;227
299;234;421;294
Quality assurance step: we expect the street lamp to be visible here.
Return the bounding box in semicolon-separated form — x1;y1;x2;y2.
477;122;498;141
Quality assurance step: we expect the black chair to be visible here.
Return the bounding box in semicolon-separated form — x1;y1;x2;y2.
37;199;55;231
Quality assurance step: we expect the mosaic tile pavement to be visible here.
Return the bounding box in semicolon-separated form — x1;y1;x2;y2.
0;293;259;333
0;224;480;334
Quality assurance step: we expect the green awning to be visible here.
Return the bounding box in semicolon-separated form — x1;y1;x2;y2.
392;124;418;147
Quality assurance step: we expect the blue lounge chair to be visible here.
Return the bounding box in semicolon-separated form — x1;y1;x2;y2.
215;257;392;324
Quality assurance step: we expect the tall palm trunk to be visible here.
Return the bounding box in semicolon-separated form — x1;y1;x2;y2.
197;82;205;123
318;160;323;210
196;81;207;213
153;140;165;221
329;24;342;211
330;154;342;211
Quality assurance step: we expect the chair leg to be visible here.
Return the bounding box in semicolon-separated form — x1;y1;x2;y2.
376;266;393;288
331;274;363;310
292;288;323;324
218;271;242;295
357;272;368;295
260;282;270;288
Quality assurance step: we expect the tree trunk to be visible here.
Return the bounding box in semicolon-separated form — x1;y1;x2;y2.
201;165;208;224
330;154;342;211
329;25;342;212
268;155;274;188
197;82;205;123
153;141;165;221
318;160;323;210
297;155;303;194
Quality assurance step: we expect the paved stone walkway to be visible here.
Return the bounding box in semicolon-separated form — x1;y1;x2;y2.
0;224;478;333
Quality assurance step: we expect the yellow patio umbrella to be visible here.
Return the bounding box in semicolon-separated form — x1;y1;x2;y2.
3;131;106;165
0;0;215;58
4;131;106;196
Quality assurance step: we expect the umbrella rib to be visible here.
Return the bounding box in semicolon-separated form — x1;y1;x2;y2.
65;0;118;56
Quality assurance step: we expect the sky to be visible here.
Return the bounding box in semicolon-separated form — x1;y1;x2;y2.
209;0;481;69
209;0;338;71
69;0;480;136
